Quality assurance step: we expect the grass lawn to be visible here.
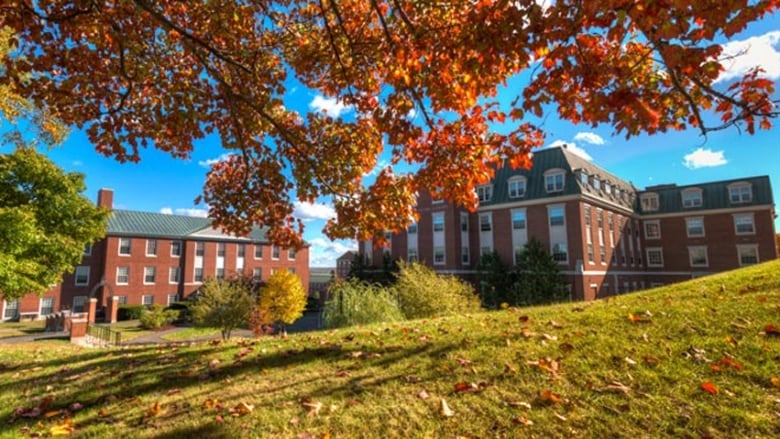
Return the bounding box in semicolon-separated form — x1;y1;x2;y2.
160;327;224;342
1;260;779;438
105;320;157;342
0;320;46;339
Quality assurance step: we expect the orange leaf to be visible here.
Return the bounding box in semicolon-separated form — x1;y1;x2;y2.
764;324;780;336
770;377;780;388
147;402;164;417
719;357;744;371
700;381;718;395
49;419;75;436
538;390;562;404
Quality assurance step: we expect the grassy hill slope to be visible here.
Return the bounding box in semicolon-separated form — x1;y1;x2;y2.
1;260;779;438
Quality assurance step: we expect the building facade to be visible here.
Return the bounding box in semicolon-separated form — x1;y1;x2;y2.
360;146;777;301
1;189;310;321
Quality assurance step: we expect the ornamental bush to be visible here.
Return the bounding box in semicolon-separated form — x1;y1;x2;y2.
392;261;480;319
323;278;404;329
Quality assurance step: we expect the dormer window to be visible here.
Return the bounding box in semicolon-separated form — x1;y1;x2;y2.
591;176;601;191
728;182;752;204
544;169;565;193
578;171;589;185
476;185;493;202
640;193;659;212
681;188;703;208
507;176;526;198
603;181;611;195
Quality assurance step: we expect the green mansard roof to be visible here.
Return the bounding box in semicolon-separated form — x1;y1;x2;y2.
107;209;270;242
636;176;774;214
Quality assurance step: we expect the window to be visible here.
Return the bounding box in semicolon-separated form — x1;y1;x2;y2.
408;248;418;263
216;268;225;279
119;238;132;255
584;205;591;226
217;243;226;257
433;247;445;265
115;296;128;305
508;177;526;198
171;240;182;257
74;266;90;286
73;296;87;313
549;206;565;227
196;242;205;256
169;267;180;283
579;171;589;185
686;217;705;237
237;244;246;258
596;210;603;229
142;295;154;306
476;185;493;202
146;239;158;256
408;222;418;234
254;244;263;259
513;246;524;265
252;268;262;281
479;213;492;232
646;248;663;267
587;244;594;263
144;267;156;284
681;188;703;208
433;212;444;232
545;170;565;193
480;246;492;257
689;246;708;267
737;245;759;266
272;246;280;260
592;178;601;191
640;194;659;212
461;247;469;265
728;182;752;203
40;297;54;316
460;213;469;232
603;181;611;195
288;248;296;260
552;243;568;263
644;221;661;239
608;212;614;231
734;213;755;234
3;299;19;319
511;210;526;230
84;244;92;256
116;266;129;285
288;268;296;274
167;293;180;305
194;267;204;283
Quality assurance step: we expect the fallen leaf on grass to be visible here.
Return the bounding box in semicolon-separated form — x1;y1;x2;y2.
167;388;181;396
49;419;75;436
231;402;254;416
418;389;430;400
302;400;322;417
203;398;218;409
519;316;529;323
700;382;719;395
719;357;744;371
512;416;533;426
506;400;532;409
762;324;780;337
770;377;780;388
147;402;164;417
440;399;455;417
604;381;631;394
538;390;562;404
454;381;489;393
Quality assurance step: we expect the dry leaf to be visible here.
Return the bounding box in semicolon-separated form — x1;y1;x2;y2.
605;381;631;394
770;377;780;388
440;398;455;417
147;402;164;417
719;357;744;370
700;381;719;395
203;398;218;409
303;400;322;417
232;402;254;416
49;419;75;436
538;390;562;404
512;416;533;426
417;389;430;400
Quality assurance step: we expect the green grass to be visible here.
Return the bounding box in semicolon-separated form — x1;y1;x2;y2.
105;320;157;342
0;320;45;339
1;260;779;438
160;327;223;342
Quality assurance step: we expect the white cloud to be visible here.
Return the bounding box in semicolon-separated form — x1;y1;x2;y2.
198;153;235;168
546;139;593;161
72;160;83;167
683;147;727;169
573;131;605;145
293;201;336;222
310;95;349;117
159;207;210;217
716;30;780;83
308;237;357;267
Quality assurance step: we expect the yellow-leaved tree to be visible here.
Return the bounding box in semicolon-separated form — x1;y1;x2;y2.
258;271;307;336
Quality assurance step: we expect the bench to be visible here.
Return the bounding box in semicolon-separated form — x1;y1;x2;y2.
18;312;39;322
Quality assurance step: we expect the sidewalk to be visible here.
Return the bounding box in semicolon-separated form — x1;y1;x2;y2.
0;331;69;344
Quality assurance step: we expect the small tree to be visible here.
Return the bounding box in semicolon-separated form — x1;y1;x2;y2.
323;278;404;329
511;238;567;306
190;277;254;340
257;270;307;336
476;250;514;308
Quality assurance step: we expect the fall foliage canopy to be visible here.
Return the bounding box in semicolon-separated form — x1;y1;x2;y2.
1;1;778;246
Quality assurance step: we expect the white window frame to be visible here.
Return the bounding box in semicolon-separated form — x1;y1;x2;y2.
217;243;226;257
74;266;90;286
408;248;418;263
460;246;469;265
544;169;565;193
549;206;565;227
646;247;664;267
551;243;568;264
142;295;154;306
644;220;661;239
432;212;444;232
72;296;87;313
39;297;55;316
681;188;703;208
479;213;492;232
272;245;280;260
169;266;180;284
196;241;205;256
686;217;705;237
216;267;226;279
507;176;526;198
3;299;19;320
688;246;708;267
476;185;493;202
252;267;262;281
118;237;132;256
143;266;156;285
733;213;755;235
728;182;752;204
170;240;182;257
460;213;468;232
511;209;526;230
167;293;180;305
84;244;92;256
237;244;246;258
737;244;759;266
407;222;418;234
194;267;204;283
116;266;130;285
254;244;263;259
288;248;296;260
640;193;659;212
146;239;158;256
433;247;445;265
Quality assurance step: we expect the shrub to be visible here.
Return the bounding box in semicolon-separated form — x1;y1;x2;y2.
190;277;254;340
392;261;480;319
139;304;179;329
256;270;307;335
323;278;404;329
117;304;144;321
165;301;192;324
511;238;568;306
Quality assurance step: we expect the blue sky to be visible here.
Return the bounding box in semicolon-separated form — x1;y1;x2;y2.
8;12;780;267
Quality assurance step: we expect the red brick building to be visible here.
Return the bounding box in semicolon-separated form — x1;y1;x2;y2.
360;145;777;301
1;189;310;321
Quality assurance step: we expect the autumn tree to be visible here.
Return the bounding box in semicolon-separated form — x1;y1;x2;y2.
190;277;254;340
1;2;777;245
257;270;307;336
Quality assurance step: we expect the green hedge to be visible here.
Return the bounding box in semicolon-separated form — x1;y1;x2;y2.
117;305;145;321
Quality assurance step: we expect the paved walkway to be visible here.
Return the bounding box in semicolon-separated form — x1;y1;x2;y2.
0;331;69;344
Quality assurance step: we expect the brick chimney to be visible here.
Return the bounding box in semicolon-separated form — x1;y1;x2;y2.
97;188;114;209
